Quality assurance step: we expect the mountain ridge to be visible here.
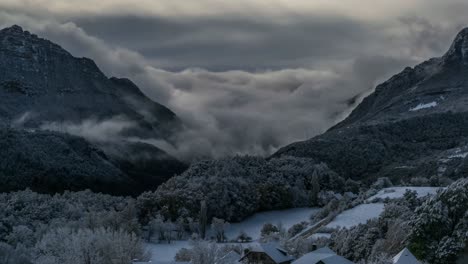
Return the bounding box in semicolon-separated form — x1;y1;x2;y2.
0;25;187;195
274;27;468;184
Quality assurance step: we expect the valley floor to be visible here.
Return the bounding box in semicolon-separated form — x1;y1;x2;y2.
146;207;319;263
144;186;442;263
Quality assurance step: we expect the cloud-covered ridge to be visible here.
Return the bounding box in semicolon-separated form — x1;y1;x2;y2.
1;2;467;160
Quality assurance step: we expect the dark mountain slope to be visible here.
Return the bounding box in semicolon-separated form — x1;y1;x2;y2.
274;28;468;184
0;25;178;135
0;25;187;194
0;129;133;194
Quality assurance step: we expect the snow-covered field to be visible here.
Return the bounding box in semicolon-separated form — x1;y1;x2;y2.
323;186;440;230
367;187;440;201
146;241;190;264
146;207;319;263
325;203;385;229
226;207;320;240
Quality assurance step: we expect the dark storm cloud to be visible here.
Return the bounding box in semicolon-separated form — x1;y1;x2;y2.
0;1;467;160
73;15;376;70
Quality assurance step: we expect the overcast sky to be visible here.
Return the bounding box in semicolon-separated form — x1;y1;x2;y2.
1;1;468;160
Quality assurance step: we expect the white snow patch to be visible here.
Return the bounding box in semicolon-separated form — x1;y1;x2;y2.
448;152;468;159
325;203;385;229
393;166;414;169
409;101;437;111
367;187;440;201
226;207;320;240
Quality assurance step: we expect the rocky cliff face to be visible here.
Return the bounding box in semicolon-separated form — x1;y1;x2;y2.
275;27;468;185
0;25;187;195
0;25;178;134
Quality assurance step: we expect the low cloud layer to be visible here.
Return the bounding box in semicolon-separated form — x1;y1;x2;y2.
1;2;467;160
147;61;408;160
40;116;136;143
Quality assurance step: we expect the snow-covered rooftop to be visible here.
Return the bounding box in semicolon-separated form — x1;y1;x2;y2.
241;242;295;263
292;247;355;264
393;248;421;264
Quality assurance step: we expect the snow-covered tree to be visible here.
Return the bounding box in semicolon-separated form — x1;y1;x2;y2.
34;227;147;264
0;242;32;264
408;178;468;264
330;190;427;262
211;217;230;242
147;156;347;222
236;231;252;243
189;241;219;264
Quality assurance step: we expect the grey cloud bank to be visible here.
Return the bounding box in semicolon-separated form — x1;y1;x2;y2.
0;1;467;160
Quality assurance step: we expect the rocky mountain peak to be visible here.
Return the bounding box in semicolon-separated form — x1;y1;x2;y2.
0;24;24;34
0;25;108;96
0;24;179;128
0;24;70;59
443;27;468;64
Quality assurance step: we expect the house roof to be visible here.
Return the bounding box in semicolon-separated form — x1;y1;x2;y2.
240;242;295;263
292;247;355;264
392;248;421;264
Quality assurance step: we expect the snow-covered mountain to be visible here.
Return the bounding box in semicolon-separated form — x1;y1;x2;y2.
0;25;187;194
274;27;468;184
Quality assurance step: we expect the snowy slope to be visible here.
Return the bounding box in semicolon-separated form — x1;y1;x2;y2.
367;187;440;201
325;203;385;229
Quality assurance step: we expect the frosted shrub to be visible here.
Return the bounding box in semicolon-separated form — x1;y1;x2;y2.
34;227;148;264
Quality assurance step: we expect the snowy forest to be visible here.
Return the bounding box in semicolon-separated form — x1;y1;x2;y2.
2;2;468;264
1;155;467;263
